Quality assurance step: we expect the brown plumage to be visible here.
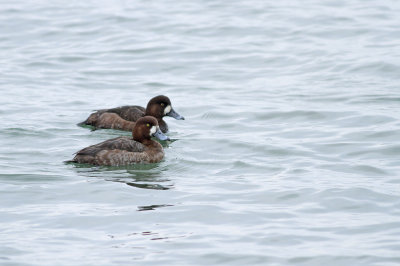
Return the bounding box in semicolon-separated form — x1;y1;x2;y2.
71;116;169;166
79;95;184;133
86;113;136;131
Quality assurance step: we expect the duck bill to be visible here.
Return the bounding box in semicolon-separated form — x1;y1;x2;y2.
166;108;185;120
153;127;170;141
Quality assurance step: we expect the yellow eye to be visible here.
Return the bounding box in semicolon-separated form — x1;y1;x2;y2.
146;123;150;127
161;103;164;106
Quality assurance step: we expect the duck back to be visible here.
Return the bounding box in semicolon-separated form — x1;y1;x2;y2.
71;136;164;166
79;106;146;131
101;105;146;121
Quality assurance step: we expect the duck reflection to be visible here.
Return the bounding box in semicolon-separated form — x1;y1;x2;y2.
137;204;173;211
111;178;172;190
70;162;173;190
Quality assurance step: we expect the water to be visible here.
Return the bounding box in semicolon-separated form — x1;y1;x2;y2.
1;0;400;265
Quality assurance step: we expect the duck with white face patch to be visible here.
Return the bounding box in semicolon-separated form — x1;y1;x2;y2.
78;95;184;133
70;116;170;166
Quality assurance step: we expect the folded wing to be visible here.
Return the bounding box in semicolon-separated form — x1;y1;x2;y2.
76;136;145;157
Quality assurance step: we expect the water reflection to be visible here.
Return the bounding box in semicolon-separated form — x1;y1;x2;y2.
137;204;173;211
111;178;172;190
124;230;187;241
69;163;173;190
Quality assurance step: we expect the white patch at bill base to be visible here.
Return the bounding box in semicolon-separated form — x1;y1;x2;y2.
164;105;172;115
150;126;157;135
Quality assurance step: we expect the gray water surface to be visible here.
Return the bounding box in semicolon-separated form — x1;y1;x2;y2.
1;0;400;265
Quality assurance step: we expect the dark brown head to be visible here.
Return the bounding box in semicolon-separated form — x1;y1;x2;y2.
133;116;170;143
145;95;185;120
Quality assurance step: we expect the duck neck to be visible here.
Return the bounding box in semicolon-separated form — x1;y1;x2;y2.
141;138;163;151
145;107;163;120
157;119;168;133
139;138;155;146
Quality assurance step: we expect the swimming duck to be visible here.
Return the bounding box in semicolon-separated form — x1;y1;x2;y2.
71;116;169;166
79;95;184;133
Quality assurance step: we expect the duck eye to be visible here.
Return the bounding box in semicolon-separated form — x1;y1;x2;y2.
161;103;165;106
146;123;150;127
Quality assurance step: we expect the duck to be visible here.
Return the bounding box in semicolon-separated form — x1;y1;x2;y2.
71;116;169;166
78;95;184;133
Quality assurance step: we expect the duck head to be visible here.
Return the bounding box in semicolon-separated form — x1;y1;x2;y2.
133;116;170;142
146;95;185;120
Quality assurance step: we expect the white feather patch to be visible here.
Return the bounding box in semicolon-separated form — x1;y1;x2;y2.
150;126;157;135
164;105;172;115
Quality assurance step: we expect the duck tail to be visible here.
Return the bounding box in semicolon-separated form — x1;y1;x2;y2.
77;111;101;127
77;121;87;127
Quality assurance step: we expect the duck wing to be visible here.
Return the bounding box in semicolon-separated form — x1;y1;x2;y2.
75;136;145;157
99;106;145;122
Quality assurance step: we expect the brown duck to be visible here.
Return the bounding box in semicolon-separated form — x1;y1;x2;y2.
71;116;169;166
79;95;184;133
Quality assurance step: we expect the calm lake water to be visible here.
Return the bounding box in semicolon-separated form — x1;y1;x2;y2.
1;0;400;265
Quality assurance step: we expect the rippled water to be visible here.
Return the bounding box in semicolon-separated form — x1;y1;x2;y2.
1;0;400;265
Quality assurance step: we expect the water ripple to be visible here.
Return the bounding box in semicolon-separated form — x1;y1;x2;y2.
1;0;400;265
